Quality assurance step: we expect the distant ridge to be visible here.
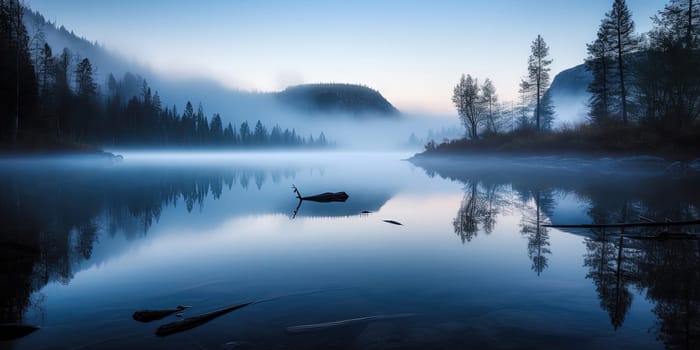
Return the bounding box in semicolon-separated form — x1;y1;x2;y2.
276;83;400;116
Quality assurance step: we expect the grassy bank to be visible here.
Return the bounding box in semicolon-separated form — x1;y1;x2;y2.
419;124;700;161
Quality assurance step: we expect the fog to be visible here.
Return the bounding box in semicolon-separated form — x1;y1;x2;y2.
550;92;589;128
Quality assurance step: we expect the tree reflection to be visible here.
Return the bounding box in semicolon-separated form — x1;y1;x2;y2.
581;193;700;345
638;239;700;349
416;157;700;345
0;165;296;325
519;190;554;276
453;181;503;243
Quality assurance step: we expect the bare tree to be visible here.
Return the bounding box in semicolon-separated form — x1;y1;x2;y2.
452;74;484;139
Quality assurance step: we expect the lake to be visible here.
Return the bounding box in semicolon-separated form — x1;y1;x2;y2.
1;152;698;349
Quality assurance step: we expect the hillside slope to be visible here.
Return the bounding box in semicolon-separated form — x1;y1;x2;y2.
276;83;399;116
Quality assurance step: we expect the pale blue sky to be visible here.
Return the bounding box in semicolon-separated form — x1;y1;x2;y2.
27;0;666;114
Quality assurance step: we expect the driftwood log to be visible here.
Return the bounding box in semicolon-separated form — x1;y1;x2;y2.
292;185;348;203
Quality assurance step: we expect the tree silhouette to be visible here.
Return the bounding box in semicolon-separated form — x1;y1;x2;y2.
526;35;553;130
586;23;615;125
452;74;484;139
0;0;38;144
606;0;638;125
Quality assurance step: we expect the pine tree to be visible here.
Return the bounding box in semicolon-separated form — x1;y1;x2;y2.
74;58;97;140
37;43;54;95
586;24;615;125
0;0;37;143
517;79;532;129
182;101;195;144
645;0;700;128
239;121;250;145
253;120;267;144
481;79;499;134
209;113;223;144
75;58;97;98
223;122;235;145
607;0;638;125
526;35;553;130
651;0;700;50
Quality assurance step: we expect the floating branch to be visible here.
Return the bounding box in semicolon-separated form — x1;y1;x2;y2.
383;220;403;226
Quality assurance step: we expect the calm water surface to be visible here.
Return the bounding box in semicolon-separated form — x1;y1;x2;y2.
1;152;698;349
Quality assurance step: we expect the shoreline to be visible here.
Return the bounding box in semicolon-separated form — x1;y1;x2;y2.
413;148;700;163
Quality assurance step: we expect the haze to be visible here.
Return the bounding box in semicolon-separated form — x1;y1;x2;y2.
27;0;663;115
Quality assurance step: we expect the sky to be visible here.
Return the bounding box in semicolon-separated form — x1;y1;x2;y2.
27;0;667;115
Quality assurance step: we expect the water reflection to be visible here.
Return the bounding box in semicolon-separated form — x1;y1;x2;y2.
453;181;503;242
520;190;553;276
0;157;394;331
414;156;700;348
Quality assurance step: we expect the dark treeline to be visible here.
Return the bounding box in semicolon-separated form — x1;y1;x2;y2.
102;77;329;148
0;0;330;150
433;0;699;156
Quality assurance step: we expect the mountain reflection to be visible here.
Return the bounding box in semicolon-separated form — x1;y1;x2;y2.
414;156;699;348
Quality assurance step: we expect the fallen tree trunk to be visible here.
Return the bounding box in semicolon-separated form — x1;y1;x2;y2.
623;233;700;240
544;219;700;229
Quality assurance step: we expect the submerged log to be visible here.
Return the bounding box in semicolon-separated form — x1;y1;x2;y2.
132;305;190;323
156;302;254;337
287;313;415;333
544;219;700;229
292;185;348;203
0;323;40;341
155;289;339;336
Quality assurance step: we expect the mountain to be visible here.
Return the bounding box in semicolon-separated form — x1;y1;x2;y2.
275;83;400;116
549;64;591;97
547;64;592;126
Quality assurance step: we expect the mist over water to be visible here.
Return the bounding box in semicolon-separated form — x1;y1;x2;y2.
1;152;698;349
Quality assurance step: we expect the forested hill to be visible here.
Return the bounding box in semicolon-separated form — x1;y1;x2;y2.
23;9;138;86
276;84;400;116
